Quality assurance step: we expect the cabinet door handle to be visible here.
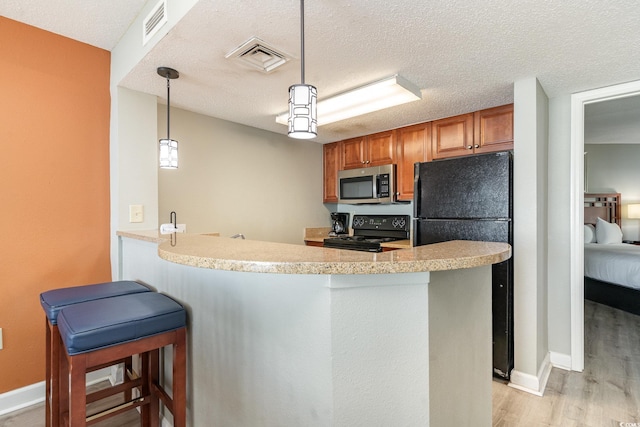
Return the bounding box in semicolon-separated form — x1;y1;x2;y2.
467;145;473;150
361;161;366;164
475;144;479;148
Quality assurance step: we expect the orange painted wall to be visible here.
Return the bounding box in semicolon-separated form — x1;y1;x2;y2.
0;17;112;394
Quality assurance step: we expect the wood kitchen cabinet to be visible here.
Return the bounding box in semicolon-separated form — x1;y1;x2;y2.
342;130;395;169
395;122;432;201
323;141;342;203
474;104;514;154
431;112;474;160
432;104;513;159
322;104;513;203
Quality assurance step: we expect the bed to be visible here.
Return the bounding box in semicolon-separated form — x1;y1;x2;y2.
584;193;640;315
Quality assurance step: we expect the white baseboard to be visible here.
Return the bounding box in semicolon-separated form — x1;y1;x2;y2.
0;368;112;417
0;381;45;417
508;352;552;396
549;351;572;371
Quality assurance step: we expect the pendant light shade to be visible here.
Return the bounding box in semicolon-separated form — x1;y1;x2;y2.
159;138;178;168
288;84;317;139
287;0;317;139
158;66;180;169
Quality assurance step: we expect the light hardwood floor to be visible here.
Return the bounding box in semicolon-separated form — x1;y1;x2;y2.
2;300;639;426
493;300;640;426
0;382;140;427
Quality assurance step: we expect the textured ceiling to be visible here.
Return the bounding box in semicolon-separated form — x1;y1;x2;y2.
0;0;146;50
2;0;640;143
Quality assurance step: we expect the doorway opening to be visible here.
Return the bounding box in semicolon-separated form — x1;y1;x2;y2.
570;79;640;371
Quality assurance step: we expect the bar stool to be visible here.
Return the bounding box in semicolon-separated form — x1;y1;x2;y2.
40;281;151;427
56;291;187;426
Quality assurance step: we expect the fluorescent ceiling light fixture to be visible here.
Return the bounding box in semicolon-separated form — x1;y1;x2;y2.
276;75;421;127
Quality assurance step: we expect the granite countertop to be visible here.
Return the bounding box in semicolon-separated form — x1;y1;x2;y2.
156;234;510;275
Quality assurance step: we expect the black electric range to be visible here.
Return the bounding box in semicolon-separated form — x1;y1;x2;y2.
323;214;410;252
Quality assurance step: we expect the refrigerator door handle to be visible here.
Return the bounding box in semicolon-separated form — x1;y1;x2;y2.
413;162;421;219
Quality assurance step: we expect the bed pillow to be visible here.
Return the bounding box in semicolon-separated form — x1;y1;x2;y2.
595;217;623;244
583;224;596;243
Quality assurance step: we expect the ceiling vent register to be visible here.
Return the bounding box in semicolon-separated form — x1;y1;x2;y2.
225;37;291;73
143;0;167;46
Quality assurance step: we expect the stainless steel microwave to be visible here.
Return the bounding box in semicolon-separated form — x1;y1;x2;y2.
338;164;396;204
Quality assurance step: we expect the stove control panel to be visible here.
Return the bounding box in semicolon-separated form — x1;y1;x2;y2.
352;215;410;232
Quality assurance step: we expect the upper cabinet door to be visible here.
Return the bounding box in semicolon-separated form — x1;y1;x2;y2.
342;132;395;169
396;123;431;201
366;130;396;167
342;136;366;169
431;113;474;159
474;104;514;154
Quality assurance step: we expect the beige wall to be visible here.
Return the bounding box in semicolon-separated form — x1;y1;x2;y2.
585;143;640;240
158;105;330;244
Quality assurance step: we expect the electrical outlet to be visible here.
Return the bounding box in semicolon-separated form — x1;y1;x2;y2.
129;205;144;223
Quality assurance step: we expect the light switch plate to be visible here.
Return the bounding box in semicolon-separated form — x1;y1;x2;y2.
129;205;144;223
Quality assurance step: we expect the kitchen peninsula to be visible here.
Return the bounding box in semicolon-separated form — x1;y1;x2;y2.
117;231;510;426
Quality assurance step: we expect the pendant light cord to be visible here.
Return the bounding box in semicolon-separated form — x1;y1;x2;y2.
300;0;305;85
166;76;171;141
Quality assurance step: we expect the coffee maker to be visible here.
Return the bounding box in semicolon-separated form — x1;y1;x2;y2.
329;212;350;236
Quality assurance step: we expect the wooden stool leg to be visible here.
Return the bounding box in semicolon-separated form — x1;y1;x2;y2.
172;328;187;427
45;319;52;427
51;324;61;427
141;349;160;426
124;356;133;403
68;355;87;427
58;343;69;427
44;317;52;427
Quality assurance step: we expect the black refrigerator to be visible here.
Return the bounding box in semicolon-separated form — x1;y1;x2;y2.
413;151;513;380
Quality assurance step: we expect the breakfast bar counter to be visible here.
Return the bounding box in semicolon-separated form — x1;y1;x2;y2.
157;233;509;274
117;231;510;426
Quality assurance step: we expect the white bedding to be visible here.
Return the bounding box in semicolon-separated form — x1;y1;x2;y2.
584;243;640;290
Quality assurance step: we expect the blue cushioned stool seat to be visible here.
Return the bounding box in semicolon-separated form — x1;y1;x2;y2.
57;292;186;355
40;280;150;325
57;292;188;426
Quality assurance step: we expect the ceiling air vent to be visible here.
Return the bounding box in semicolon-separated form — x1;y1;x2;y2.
143;0;167;46
225;37;291;73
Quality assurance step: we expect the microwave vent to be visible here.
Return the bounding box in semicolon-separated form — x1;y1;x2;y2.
225;37;291;73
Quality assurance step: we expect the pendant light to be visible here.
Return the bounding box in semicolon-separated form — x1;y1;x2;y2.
158;66;180;169
287;0;317;139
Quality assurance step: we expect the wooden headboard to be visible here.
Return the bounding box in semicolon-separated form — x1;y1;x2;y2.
584;193;621;226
